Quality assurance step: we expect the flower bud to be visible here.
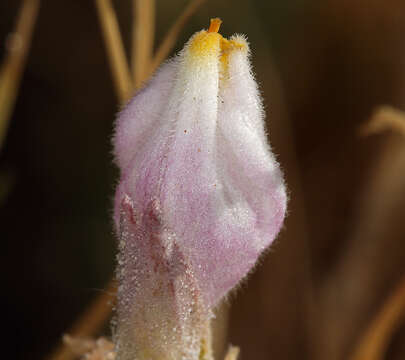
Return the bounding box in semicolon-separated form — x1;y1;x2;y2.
113;18;287;360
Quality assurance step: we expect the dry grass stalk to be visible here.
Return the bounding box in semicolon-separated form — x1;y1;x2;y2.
223;346;240;360
0;0;40;151
132;0;155;88
316;128;405;359
361;106;405;137
95;0;133;102
149;0;207;77
211;301;230;359
349;275;405;360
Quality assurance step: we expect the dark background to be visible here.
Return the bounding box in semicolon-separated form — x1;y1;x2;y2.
1;1;405;359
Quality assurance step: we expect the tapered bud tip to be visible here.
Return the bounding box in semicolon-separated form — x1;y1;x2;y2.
188;19;248;63
208;18;222;33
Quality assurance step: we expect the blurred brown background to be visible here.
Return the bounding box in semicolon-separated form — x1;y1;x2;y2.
1;1;405;359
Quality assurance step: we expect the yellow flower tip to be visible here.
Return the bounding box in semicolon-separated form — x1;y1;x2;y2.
188;31;222;58
208;18;222;33
187;19;248;66
188;18;222;58
229;35;249;52
219;36;248;69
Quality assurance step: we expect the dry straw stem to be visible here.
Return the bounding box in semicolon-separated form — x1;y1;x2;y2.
132;0;155;88
349;275;405;360
361;106;405;137
149;0;207;77
317;126;405;360
45;281;116;360
0;0;40;151
211;301;230;359
95;0;133;102
223;346;240;360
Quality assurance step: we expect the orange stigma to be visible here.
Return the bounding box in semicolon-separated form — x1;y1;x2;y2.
208;18;222;33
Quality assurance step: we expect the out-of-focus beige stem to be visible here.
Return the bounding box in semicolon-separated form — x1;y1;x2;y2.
95;0;133;102
224;346;240;360
149;0;206;77
132;0;155;88
0;0;40;151
360;106;405;137
45;281;116;360
349;275;405;360
212;302;230;359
